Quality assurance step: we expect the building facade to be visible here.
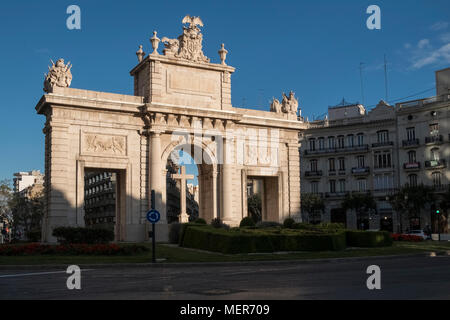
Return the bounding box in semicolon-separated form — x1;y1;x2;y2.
300;68;450;233
13;170;44;194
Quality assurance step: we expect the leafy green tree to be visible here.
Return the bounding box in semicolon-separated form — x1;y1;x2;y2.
9;191;44;240
388;184;434;233
341;192;376;230
247;193;262;223
301;193;325;223
0;180;13;225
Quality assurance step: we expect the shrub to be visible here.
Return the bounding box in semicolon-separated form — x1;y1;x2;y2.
26;229;41;242
390;233;424;242
168;223;182;244
210;218;229;229
255;221;282;228
346;231;393;247
239;217;256;227
178;222;209;245
52;227;114;244
180;226;346;254
193;218;207;225
283;218;295;229
0;243;149;256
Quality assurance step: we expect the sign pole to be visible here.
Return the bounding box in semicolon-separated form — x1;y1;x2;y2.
152;222;156;263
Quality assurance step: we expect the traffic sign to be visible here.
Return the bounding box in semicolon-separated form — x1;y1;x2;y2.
147;209;160;224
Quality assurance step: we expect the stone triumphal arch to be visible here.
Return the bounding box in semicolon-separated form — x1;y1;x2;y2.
36;16;306;242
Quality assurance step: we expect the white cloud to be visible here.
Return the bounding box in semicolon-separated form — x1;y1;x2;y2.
412;43;450;69
440;33;450;43
417;39;430;49
430;21;449;31
404;43;411;49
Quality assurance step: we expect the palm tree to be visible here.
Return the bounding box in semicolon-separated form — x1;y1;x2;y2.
341;192;376;230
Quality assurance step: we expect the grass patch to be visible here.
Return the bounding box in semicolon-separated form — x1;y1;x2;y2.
0;241;448;265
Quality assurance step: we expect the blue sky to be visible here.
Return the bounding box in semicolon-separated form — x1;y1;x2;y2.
0;0;449;183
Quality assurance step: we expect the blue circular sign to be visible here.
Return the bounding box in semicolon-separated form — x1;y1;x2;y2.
146;209;160;224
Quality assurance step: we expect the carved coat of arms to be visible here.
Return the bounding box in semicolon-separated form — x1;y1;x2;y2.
43;59;72;93
161;15;210;63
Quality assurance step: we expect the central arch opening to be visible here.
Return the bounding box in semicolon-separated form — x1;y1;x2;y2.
164;143;217;224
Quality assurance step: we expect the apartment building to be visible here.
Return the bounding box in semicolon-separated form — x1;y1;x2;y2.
300;68;450;233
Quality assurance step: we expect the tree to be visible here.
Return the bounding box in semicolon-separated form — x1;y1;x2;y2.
301;193;325;224
388;184;434;233
341;192;376;230
0;179;13;224
9;188;44;240
247;193;262;223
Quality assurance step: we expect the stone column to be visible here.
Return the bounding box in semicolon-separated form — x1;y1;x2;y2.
222;137;233;223
149;130;164;220
213;167;218;220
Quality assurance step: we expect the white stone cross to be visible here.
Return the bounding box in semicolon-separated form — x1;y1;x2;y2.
171;166;195;223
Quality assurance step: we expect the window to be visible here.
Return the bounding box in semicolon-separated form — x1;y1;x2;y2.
357;155;365;168
377;130;389;143
318;137;325;150
431;148;440;161
432;172;442;187
338;158;345;171
406;127;415;141
309;139;316;151
337;136;345;149
328;136;335;149
408;174;418;187
310;159;318;172
347;134;354;147
328;158;336;171
338;179;346;192
374;151;392;168
311;181;319;194
329;180;336;193
429;123;439;135
357;179;367;192
408;150;416;163
357;133;364;146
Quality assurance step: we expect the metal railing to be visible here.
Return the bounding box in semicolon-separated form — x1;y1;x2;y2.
402;139;420;147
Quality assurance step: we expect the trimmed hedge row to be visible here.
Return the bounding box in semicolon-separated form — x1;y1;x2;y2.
52;227;114;244
180;226;347;254
346;231;393;247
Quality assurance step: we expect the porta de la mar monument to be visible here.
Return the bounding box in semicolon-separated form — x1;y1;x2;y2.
35;16;306;243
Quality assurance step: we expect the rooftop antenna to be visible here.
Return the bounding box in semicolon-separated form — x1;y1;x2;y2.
359;62;365;106
384;54;389;101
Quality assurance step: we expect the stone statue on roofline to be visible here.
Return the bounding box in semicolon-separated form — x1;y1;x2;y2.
43;58;72;93
160;15;210;63
270;91;299;115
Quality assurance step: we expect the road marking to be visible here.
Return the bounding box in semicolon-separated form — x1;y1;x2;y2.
0;269;93;279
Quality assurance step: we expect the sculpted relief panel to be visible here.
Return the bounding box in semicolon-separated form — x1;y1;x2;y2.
82;133;127;156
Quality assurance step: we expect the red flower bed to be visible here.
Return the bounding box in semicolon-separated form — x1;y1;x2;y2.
0;243;149;256
390;233;424;242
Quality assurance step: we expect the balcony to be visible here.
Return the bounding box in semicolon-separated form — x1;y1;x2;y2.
425;135;443;145
425;159;446;169
433;184;449;193
325;192;348;198
403;162;421;170
402;139;420;148
328;170;336;176
372;141;394;148
304;170;323;178
373;188;398;196
351;167;370;175
338;169;346;176
304;144;369;156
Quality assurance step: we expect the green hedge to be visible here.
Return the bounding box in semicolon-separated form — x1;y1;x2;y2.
180;226;346;254
52;227;114;244
346;231;392;247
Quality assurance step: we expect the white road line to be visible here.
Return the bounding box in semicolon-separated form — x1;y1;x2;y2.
0;269;93;279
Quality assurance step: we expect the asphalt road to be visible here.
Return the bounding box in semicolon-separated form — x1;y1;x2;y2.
1;255;449;300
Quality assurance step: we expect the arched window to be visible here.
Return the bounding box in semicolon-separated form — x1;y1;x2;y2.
408;174;418;187
431;148;440;161
408;150;416;163
432;172;442;187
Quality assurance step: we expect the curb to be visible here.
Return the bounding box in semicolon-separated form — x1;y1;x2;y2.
0;252;439;271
